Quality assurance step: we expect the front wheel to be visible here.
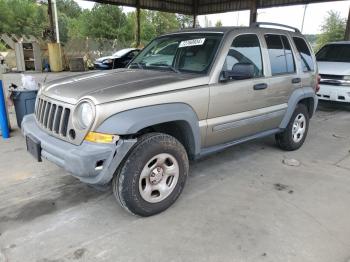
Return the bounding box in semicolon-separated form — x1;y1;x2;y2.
276;104;309;151
113;133;189;217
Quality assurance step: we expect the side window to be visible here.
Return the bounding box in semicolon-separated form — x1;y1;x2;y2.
293;37;314;72
265;34;296;75
223;34;263;78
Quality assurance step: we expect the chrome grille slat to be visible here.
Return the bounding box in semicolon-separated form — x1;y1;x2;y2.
60;108;70;136
48;104;56;131
40;101;47;123
54;106;63;134
43;102;51;128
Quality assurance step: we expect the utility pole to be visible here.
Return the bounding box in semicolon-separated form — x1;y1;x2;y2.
301;4;308;33
136;0;141;47
53;0;60;43
47;0;56;42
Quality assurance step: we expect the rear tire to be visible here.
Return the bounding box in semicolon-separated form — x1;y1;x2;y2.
276;104;309;151
113;133;189;217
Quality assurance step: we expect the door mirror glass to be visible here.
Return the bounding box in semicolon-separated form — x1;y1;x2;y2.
221;63;255;81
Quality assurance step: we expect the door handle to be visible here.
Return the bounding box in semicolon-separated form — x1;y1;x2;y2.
292;78;301;84
253;83;268;90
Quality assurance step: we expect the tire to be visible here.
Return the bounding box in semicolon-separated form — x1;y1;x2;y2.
276;104;309;151
113;133;189;217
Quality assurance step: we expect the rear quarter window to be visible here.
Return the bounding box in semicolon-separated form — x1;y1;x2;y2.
293;37;314;72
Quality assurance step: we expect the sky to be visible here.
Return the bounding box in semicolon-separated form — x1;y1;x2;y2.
74;0;350;34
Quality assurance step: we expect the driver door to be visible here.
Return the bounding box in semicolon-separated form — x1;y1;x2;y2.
205;33;287;147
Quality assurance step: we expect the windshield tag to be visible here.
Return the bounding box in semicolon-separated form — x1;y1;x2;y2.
179;38;205;48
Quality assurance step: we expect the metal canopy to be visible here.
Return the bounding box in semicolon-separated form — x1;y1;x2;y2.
90;0;340;15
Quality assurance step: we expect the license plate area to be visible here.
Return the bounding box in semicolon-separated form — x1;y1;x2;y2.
26;135;42;162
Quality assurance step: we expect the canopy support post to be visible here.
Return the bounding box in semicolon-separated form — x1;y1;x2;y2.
249;0;257;25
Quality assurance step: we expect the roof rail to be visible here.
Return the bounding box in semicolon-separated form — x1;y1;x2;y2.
252;22;301;33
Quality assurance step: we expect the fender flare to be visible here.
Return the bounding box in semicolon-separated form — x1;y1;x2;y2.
279;87;318;129
96;103;201;156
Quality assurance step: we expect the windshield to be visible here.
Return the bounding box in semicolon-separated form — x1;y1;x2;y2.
129;33;223;74
113;49;133;57
316;44;350;63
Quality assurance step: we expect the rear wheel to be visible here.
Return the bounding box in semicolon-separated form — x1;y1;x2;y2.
276;104;309;151
113;133;189;216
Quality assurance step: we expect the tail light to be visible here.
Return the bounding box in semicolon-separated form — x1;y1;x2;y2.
315;74;321;93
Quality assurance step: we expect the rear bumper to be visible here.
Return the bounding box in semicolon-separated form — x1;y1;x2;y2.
22;114;136;185
317;84;350;103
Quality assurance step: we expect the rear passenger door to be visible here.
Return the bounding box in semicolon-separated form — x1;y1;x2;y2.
264;34;301;106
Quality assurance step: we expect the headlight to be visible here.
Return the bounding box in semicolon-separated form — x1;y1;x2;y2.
74;101;94;129
103;59;113;64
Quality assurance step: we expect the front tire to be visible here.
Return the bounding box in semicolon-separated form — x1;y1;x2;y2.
276;104;309;151
113;133;189;217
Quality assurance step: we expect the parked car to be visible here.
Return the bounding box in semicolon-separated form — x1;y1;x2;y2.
316;41;350;103
22;23;318;216
94;48;140;69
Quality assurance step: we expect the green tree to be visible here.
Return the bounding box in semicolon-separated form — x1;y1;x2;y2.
215;20;223;27
0;0;47;37
317;10;346;50
75;4;129;42
56;0;81;18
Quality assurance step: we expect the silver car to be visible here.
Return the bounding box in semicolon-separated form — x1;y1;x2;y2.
22;23;318;216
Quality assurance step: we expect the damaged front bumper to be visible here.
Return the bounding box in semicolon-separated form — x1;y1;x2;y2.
22;114;136;185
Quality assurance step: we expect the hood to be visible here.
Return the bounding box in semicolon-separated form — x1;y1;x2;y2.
41;69;207;105
95;55;116;62
317;61;350;76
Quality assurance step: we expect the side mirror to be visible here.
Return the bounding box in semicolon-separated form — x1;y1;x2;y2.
221;63;255;82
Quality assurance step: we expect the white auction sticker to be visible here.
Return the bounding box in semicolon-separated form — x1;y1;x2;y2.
179;38;206;48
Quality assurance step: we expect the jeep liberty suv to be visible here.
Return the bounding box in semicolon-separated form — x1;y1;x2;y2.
22;23;318;216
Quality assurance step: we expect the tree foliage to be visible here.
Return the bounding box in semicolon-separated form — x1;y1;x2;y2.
0;0;192;47
316;10;346;50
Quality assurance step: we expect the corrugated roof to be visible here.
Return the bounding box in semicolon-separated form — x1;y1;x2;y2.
90;0;340;15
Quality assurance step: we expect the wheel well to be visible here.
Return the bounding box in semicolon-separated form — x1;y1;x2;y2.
298;97;314;118
136;121;196;159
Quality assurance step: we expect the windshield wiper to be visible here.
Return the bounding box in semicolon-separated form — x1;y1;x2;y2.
149;63;180;74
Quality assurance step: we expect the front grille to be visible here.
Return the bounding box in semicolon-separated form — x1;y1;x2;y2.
35;97;71;137
319;74;343;80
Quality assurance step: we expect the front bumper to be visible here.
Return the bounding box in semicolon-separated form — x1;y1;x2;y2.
22;114;136;185
317;84;350;103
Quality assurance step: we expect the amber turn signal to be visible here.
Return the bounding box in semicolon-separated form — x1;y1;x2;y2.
85;132;119;143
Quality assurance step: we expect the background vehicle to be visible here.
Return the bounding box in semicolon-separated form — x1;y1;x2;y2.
94;48;140;69
316;41;350;103
22;24;318;217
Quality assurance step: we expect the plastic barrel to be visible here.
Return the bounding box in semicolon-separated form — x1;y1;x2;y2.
12;90;38;128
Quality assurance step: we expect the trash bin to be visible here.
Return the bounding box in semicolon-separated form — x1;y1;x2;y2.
12;90;37;128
